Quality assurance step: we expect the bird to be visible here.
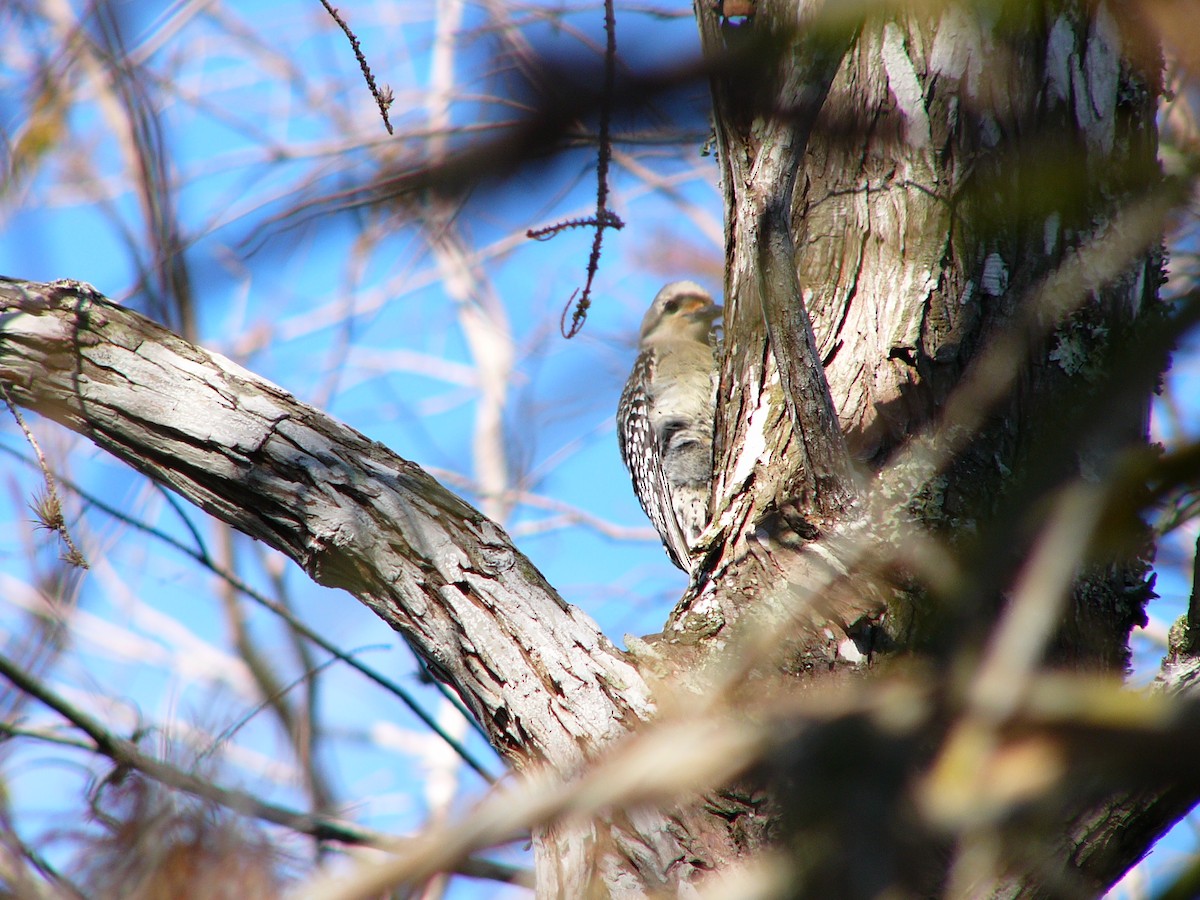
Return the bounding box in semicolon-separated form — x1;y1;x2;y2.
617;281;722;573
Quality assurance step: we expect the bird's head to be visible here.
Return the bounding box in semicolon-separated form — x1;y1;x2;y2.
639;281;723;345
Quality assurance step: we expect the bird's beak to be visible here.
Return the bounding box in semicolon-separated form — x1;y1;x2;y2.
691;303;723;323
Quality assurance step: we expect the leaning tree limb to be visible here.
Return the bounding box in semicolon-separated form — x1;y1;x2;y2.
0;276;742;896
0;277;649;773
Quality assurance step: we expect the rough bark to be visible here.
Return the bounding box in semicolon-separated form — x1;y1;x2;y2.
665;0;879;665
663;0;1176;895
0;277;736;896
786;1;1161;668
664;0;1161;664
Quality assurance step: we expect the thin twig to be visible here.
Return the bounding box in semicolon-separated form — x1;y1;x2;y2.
568;0;623;337
0;383;87;568
0;803;86;900
155;482;210;561
198;645;387;763
0;651;380;844
319;0;394;134
0;720;531;886
0;443;500;782
529;0;625;338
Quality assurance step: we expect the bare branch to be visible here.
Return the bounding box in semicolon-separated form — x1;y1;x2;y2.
0;650;376;846
0;716;531;888
0;441;500;780
0;382;87;568
0;277;653;776
319;0;394;134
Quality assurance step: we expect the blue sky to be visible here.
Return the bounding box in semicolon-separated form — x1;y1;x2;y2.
0;1;717;893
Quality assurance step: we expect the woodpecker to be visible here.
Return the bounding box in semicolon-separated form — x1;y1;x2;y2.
617;281;722;573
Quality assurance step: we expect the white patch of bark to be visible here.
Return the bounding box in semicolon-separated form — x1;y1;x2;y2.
1045;17;1075;105
981;253;1009;296
838;637;864;663
1044;213;1061;256
929;5;983;96
729;380;773;487
882;23;931;149
1070;2;1120;154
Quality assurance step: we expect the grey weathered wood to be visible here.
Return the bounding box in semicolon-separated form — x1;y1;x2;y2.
0;277;653;774
0;277;724;896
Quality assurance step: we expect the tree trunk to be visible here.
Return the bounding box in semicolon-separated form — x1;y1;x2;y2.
660;0;1172;894
681;0;1161;665
783;1;1162;667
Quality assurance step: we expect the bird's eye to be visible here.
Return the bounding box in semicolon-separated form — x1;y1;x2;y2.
663;299;680;314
